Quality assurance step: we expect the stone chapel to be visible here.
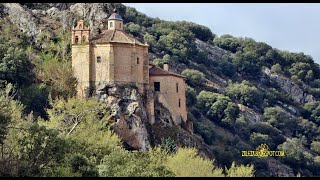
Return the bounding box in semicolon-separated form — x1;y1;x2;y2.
71;9;187;126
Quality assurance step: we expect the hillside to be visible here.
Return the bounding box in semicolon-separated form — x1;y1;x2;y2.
1;3;320;177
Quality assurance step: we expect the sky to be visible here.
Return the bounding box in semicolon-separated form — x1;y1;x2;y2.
124;3;320;63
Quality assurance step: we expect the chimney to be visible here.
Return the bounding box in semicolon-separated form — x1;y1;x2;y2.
163;63;169;71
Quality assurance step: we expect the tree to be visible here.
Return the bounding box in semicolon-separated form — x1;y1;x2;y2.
232;51;261;78
41;97;120;162
278;137;308;167
311;141;320;155
270;63;282;74
125;22;141;36
250;132;272;147
0;47;34;87
164;148;224;177
16;124;70;176
213;34;241;53
182;69;206;87
225;162;255;177
206;96;239;127
226;81;263;108
262;107;298;135
98;149;173;177
68;154;98;177
19;83;50;118
36;54;77;99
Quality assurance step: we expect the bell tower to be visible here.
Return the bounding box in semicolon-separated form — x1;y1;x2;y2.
72;19;90;44
71;19;91;98
107;9;123;30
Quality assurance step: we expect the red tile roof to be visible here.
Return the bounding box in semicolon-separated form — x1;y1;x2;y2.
90;29;145;46
149;64;186;79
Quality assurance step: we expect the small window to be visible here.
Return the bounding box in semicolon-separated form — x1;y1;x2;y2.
120;23;122;28
97;56;101;63
79;24;82;29
137;57;139;64
110;22;113;28
176;83;179;93
75;36;79;43
179;98;181;108
154;82;160;92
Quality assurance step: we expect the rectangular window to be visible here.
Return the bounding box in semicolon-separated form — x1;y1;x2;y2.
176;83;179;93
154;82;160;92
97;56;101;63
137;57;139;64
179;98;181;108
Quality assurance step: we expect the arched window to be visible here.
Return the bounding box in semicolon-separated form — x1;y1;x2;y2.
82;36;86;43
75;36;79;43
137;57;139;64
79;24;82;29
176;83;179;93
110;22;113;28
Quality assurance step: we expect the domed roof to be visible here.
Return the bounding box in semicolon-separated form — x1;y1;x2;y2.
108;9;123;21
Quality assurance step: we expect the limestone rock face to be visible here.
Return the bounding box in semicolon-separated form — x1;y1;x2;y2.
238;104;262;123
2;3;115;39
69;3;111;36
3;3;40;37
262;68;316;103
95;83;150;150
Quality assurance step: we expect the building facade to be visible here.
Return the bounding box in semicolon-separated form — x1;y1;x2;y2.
71;9;187;126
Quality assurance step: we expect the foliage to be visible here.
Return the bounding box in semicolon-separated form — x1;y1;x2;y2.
262;107;298;135
303;102;320;125
41;97;120;162
278;137;309;168
36;53;77;99
311;141;320;155
160;137;177;154
226;81;263;109
186;86;197;107
19;83;50;118
16;123;70;176
98;149;173;177
182;69;206;87
250;132;272;147
225;162;255;177
206;95;239;127
196;91;239;128
164;148;224;177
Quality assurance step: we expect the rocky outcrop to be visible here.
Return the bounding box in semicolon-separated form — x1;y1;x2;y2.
262;68;316;104
3;3;40;37
95;83;150;150
2;3;115;39
195;38;229;61
238;104;262;123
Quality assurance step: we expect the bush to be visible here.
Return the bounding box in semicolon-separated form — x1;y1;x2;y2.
250;132;273;147
270;63;282;74
182;69;206;87
262;107;298;135
311;141;320;155
165;148;224;177
226;81;263;109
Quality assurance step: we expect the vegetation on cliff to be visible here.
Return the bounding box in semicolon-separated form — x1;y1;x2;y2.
1;2;320;177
